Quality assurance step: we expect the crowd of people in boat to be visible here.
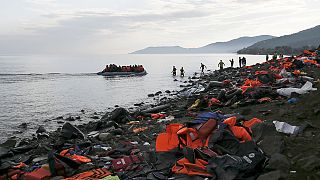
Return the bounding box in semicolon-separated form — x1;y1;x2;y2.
101;64;145;73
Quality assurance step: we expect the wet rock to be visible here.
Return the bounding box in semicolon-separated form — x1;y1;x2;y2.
266;153;290;173
32;156;47;163
101;108;130;124
134;102;144;106
91;115;100;119
18;123;28;129
55;116;63;120
110;129;124;135
296;155;320;171
0;137;17;148
36;126;46;134
114;105;119;108
313;108;320;115
81;109;85;113
61;122;85;140
148;94;155;97
165;90;171;93
155;91;162;96
173;79;178;81
75;116;81;120
88;131;100;138
98;133;112;141
252;122;284;155
257;170;281;180
57;121;64;124
65;116;76;121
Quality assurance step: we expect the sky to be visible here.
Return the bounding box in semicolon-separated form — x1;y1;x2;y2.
0;0;320;55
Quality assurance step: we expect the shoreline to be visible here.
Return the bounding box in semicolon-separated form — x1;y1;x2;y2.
1;50;319;179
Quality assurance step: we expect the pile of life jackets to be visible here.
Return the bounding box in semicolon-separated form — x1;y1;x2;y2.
155;112;264;178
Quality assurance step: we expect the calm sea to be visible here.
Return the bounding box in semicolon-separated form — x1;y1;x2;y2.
0;53;265;142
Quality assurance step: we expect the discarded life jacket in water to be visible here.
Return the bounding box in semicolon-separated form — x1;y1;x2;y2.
223;117;252;142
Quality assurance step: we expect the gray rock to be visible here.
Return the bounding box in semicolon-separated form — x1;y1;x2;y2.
61;122;85;140
0;137;17;148
296;155;320;171
99;133;112;141
252;122;284;155
110;129;124;135
257;170;281;180
266;153;290;173
18;123;28;129
36;125;46;134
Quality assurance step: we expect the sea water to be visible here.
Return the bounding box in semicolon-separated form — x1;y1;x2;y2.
0;53;265;142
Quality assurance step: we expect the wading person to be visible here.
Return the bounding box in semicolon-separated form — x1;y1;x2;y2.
200;63;207;74
218;60;225;70
239;57;242;67
266;54;269;62
180;67;185;77
172;66;177;76
229;59;234;68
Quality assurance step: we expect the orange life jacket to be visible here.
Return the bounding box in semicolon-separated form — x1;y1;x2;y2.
156;123;184;152
242;118;262;133
172;157;213;177
223;117;252;142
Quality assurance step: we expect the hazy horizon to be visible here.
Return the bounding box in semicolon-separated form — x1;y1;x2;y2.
1;0;320;55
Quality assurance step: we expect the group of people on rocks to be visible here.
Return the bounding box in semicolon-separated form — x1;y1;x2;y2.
172;57;248;76
102;64;144;73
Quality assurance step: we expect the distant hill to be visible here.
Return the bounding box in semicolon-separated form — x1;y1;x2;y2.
131;35;275;54
238;25;320;55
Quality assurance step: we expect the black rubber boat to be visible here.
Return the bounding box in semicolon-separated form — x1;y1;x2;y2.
97;70;147;77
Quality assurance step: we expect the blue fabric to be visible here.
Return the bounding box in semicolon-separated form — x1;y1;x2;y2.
193;112;231;124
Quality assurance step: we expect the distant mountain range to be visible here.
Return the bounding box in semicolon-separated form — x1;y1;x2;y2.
131;35;275;54
238;25;320;54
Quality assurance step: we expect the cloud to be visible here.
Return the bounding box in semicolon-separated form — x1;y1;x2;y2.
0;0;319;54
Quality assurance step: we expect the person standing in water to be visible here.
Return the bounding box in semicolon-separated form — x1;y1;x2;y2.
200;63;207;74
239;57;242;68
218;60;225;70
229;59;234;68
266;54;269;62
172;66;177;76
180;67;185;77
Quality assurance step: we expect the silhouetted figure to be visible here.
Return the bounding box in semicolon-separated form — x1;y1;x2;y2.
266;54;269;62
272;52;277;60
242;57;246;66
218;60;225;70
180;67;185;77
172;66;177;76
239;57;242;67
200;63;207;74
229;59;234;68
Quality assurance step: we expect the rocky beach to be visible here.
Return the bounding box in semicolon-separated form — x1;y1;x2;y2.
1;49;320;180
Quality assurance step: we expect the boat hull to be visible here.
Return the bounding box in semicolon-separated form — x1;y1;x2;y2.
97;70;147;77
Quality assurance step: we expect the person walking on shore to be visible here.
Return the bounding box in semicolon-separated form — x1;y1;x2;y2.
218;60;225;70
172;66;177;76
229;59;234;68
239;57;242;68
200;63;207;74
266;54;269;62
180;67;185;77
